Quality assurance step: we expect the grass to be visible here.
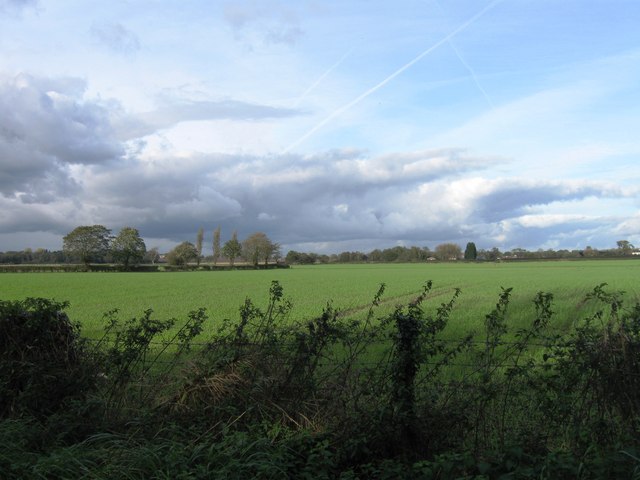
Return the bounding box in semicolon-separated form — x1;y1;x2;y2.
1;260;639;338
4;262;640;478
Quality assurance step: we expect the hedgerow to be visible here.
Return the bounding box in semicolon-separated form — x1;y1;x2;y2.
2;282;640;478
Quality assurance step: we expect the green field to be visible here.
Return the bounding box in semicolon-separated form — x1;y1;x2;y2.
1;260;639;338
5;260;640;477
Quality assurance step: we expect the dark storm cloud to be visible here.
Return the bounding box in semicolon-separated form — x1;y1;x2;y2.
0;70;304;242
90;22;141;54
0;139;635;252
0;73;123;199
76;154;245;239
81;148;496;244
0;198;72;234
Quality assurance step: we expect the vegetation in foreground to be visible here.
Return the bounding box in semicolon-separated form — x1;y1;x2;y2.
2;281;640;478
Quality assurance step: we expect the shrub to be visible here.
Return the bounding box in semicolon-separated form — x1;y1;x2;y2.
0;298;97;419
4;283;640;478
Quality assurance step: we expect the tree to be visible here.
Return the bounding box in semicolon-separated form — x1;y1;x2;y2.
222;231;242;266
369;249;383;262
195;228;204;266
212;226;221;265
32;248;50;264
111;227;146;269
482;247;502;261
464;242;478;260
617;240;634;255
242;232;278;267
381;246;404;262
265;241;280;265
166;241;198;266
435;243;462;261
63;225;112;267
144;247;160;264
286;250;317;265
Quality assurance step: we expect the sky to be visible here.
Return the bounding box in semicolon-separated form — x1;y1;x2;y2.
1;0;639;254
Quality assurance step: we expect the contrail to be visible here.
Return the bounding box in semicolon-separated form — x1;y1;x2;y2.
293;48;354;108
432;0;495;109
447;39;495;109
282;0;505;154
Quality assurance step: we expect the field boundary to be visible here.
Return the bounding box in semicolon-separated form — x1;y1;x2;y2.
0;263;290;273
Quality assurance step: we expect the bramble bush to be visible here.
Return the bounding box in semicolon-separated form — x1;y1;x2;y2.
0;298;97;419
2;281;640;478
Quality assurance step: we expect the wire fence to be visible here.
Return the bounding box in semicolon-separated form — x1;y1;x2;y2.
82;335;572;349
82;334;637;374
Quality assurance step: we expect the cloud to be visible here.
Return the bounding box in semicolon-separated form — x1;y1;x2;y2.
0;71;636;253
0;195;75;234
224;1;304;47
0;73;123;200
113;99;303;140
0;0;37;15
1;140;637;251
90;22;141;54
614;213;640;238
215;148;496;195
25;147;494;245
458;178;627;222
515;214;599;229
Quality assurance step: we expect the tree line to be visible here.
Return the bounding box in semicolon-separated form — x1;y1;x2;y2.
285;240;638;264
0;226;155;268
0;225;282;269
167;228;281;267
0;228;636;266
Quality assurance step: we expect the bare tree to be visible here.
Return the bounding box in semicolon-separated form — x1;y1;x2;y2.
435;243;462;261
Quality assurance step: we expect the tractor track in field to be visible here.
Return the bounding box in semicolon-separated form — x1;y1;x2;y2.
330;283;470;320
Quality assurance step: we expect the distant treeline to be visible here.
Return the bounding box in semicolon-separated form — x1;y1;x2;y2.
1;240;637;265
285;243;639;264
0;248;68;265
0;263;289;273
0;248;155;265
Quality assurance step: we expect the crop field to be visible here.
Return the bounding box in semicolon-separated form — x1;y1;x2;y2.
2;259;639;339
